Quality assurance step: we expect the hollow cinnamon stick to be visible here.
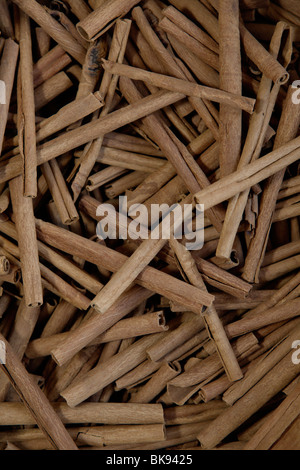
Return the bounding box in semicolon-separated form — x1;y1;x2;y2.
77;0;140;41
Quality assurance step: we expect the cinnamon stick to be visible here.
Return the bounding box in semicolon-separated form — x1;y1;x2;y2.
0;333;78;450
9;176;43;307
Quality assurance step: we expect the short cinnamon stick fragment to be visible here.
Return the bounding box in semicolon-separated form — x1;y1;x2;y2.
169;237;243;383
77;0;141;41
102;60;255;113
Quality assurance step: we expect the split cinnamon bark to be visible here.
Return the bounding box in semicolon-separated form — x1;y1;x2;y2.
243;85;300;283
47;8;89;50
9;176;43;307
0;39;19;155
0;333;78;450
77;0;141;41
10;0;86;64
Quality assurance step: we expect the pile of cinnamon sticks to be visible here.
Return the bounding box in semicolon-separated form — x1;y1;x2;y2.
0;0;299;451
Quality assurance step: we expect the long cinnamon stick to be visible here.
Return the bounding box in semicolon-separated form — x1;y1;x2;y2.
19;11;37;197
